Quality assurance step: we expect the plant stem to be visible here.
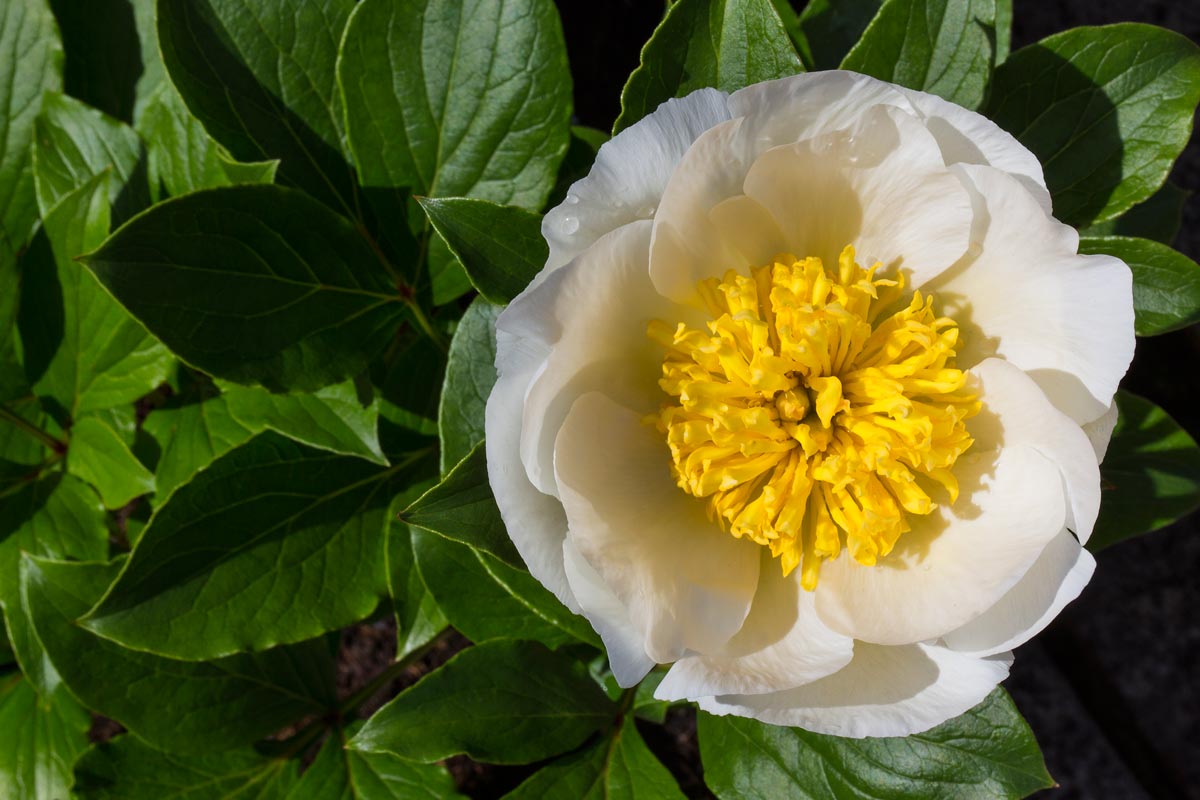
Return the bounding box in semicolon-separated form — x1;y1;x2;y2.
0;405;66;453
337;626;453;715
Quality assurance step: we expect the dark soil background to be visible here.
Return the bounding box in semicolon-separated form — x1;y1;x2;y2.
312;3;1200;798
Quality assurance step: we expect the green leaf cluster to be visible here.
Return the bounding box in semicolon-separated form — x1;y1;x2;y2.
0;0;1196;797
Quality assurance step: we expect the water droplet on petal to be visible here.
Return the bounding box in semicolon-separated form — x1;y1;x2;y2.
561;216;580;235
564;194;580;206
637;204;657;218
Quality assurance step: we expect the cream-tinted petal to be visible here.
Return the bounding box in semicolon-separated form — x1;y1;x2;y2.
555;392;761;664
696;642;1012;738
1082;400;1119;464
927;164;1134;426
541;89;731;275
943;529;1095;657
656;557;853;698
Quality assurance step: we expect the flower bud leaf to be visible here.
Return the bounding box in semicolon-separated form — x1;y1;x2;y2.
988;23;1200;228
349;639;616;765
1079;236;1200;337
840;0;1000;111
699;688;1053;799
1090;391;1200;551
615;0;804;134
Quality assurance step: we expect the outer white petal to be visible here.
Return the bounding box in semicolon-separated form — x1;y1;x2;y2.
815;358;1096;645
656;558;853;699
563;538;655;687
943;529;1095;657
485;336;576;610
541;89;731;274
651;103;972;303
1082;400;1120;464
555;392;761;665
897;86;1052;212
927;164;1135;426
695;642;1012;739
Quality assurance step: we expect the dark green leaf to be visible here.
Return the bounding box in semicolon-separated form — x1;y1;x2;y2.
439;299;500;474
74;735;299;799
548;125;608;208
988;24;1200;227
48;0;142;122
0;675;90;800
337;0;572;211
840;0;997;111
698;689;1052;800
0;0;62;256
21;556;337;752
350;639;615;764
82;432;421;660
505;715;684;799
386;483;448;660
81;184;406;392
1080;182;1190;246
796;0;883;71
286;727;460;800
994;0;1011;63
418;198;546;306
33;92;148;224
20;172;172;418
158;0;358;216
615;0;802;133
66;415;156;508
1079;236;1200;336
413;529;599;650
403;442;521;567
1091;391;1200;551
144;378;386;500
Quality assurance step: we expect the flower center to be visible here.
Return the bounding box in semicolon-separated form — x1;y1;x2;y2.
648;246;979;589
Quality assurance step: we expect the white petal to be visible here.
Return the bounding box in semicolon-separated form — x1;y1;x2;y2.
1082;400;1119;464
504;221;685;498
943;529;1095;657
555;392;761;664
696;642;1012;739
898;86;1052;212
927;164;1135;425
656;558;853;699
816;358;1099;645
485;336;576;610
541;89;731;275
563;538;655;687
650;103;972;303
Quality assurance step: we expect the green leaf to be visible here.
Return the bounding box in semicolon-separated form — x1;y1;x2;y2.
1080;182;1189;245
81;184;406;392
66;415;155;508
505;715;684;799
33;91;148;223
549;126;608;208
403;442;521;567
386;486;448;660
74;735;300;799
413;529;599;650
0;675;90;800
286;727;460;800
840;0;998;111
337;0;572;212
615;0;803;133
698;689;1052;800
418;199;546;306
158;0;358;216
20;172;172;419
1090;391;1200;551
350;639;615;764
795;0;883;71
0;0;62;256
48;0;142;123
987;24;1200;227
439;298;500;474
144;378;386;500
21;556;338;752
1079;236;1200;336
81;432;424;660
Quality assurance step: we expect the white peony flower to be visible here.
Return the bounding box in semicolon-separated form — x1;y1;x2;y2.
485;71;1134;738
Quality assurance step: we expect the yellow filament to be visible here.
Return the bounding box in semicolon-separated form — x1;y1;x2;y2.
649;246;979;590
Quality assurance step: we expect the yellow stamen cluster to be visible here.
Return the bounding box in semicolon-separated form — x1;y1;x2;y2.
649;246;979;590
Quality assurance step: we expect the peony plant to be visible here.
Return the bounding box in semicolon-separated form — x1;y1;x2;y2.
0;0;1198;798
